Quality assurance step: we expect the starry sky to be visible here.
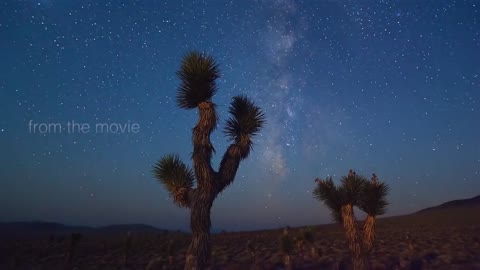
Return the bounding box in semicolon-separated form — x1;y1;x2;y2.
1;0;479;231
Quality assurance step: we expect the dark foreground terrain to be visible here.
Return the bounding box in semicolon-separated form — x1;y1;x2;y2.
1;197;479;270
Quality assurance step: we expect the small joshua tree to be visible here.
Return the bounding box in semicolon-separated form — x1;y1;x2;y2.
10;242;20;270
406;232;415;257
301;227;317;259
280;228;294;270
64;232;82;269
246;239;256;265
295;236;306;262
313;170;389;270
166;239;176;266
153;51;265;270
122;231;132;267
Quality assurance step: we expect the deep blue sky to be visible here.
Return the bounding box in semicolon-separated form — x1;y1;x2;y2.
0;0;479;231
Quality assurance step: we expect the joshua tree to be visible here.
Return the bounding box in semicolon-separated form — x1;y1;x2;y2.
313;170;389;270
358;173;389;253
153;51;265;270
313;173;364;268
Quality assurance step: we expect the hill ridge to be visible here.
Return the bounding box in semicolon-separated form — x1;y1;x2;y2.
415;194;480;214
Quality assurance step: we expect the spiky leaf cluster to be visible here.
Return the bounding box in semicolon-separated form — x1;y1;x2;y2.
313;177;343;223
339;174;368;206
358;181;389;216
176;51;220;109
314;172;389;223
224;95;265;145
153;154;195;192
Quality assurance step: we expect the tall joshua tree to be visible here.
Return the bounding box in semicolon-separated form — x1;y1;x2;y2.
153;51;265;270
313;170;389;270
358;173;389;253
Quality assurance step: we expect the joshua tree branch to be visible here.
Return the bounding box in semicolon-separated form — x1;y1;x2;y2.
168;186;198;208
217;142;250;193
165;186;200;209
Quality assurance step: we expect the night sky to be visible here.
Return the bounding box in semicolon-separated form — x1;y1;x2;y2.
1;0;479;231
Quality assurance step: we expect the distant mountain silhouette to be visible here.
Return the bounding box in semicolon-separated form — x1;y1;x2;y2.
98;224;164;233
415;195;480;214
0;221;92;234
376;194;480;227
0;221;165;236
2;195;479;236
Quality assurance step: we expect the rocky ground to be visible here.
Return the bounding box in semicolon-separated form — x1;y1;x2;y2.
1;211;479;270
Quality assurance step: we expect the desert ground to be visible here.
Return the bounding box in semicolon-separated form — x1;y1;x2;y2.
1;207;479;270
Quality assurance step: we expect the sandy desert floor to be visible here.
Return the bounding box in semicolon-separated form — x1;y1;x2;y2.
1;211;479;270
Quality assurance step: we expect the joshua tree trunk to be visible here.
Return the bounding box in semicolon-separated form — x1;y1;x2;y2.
363;215;376;253
185;194;214;270
341;204;366;270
